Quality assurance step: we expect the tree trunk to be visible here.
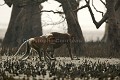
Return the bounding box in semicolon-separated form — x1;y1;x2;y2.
56;0;85;56
2;2;43;48
1;1;43;55
2;5;22;47
14;3;43;47
102;0;120;55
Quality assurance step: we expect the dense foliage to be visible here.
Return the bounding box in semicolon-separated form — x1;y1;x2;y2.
0;57;120;80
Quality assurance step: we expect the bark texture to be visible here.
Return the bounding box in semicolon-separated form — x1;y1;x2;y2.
2;1;43;48
56;0;85;56
102;0;120;54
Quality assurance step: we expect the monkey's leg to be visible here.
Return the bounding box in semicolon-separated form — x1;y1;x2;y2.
46;51;56;60
22;49;32;60
46;45;56;60
19;43;31;60
49;45;55;58
37;49;43;61
19;52;28;60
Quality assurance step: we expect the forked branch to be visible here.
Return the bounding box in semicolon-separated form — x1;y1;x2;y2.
85;0;108;29
92;0;104;17
74;4;88;12
85;0;120;29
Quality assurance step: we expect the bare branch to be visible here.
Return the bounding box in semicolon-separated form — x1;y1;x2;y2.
41;10;64;14
92;0;104;17
100;0;106;6
86;0;120;29
85;0;90;4
42;17;66;27
33;10;64;15
85;0;108;29
74;4;88;12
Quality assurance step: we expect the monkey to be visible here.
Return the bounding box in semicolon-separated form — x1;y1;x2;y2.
11;32;74;61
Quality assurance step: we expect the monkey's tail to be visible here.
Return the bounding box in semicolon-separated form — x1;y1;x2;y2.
19;40;31;60
9;40;28;60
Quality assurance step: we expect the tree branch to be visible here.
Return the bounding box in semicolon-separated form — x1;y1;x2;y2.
86;0;120;29
41;10;64;14
92;0;104;17
74;4;88;12
33;10;64;15
85;0;108;29
43;17;66;27
100;0;106;7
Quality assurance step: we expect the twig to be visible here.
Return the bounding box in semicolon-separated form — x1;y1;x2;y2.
100;0;106;6
33;10;64;15
85;0;107;29
74;4;88;12
43;17;66;27
92;0;104;17
41;10;64;14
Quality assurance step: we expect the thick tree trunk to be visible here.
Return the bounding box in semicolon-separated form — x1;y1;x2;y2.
2;5;22;47
14;3;43;46
1;1;43;55
56;0;85;56
103;0;120;55
2;2;42;48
